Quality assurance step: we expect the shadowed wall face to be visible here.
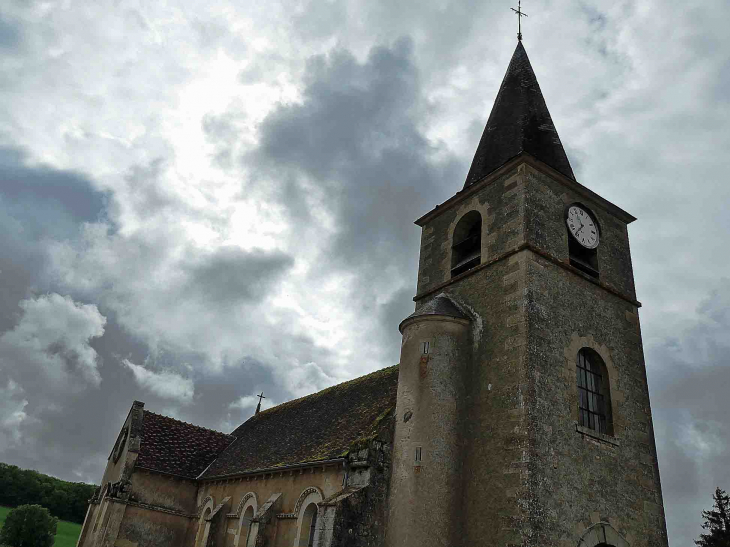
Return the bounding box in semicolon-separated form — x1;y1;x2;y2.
387;313;470;547
397;159;668;545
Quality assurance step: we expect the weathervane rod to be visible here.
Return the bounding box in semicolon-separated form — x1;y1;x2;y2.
510;0;528;41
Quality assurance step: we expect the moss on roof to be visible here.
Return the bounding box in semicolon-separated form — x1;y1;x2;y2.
201;365;399;479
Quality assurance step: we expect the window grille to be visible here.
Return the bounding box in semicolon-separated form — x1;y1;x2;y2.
577;349;607;434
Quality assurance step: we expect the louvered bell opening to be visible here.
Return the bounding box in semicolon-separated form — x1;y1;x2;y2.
451;235;481;276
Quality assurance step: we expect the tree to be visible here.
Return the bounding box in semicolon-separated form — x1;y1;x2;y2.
696;487;730;547
0;504;57;547
0;462;96;523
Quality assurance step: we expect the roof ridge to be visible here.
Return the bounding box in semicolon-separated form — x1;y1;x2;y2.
252;364;399;420
203;363;400;478
143;410;233;437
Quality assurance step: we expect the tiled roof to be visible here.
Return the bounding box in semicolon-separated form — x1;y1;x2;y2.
201;365;399;479
401;293;468;331
136;411;234;479
464;41;575;188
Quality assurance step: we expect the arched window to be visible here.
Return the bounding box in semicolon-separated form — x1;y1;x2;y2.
576;348;613;435
195;496;215;547
240;505;255;546
451;211;482;277
297;502;318;547
195;507;212;547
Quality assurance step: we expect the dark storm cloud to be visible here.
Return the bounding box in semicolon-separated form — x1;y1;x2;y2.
646;280;730;545
13;154;313;482
247;38;464;356
0;146;108;330
0;14;20;50
0;146;123;481
0;146;108;239
185;359;279;430
182;246;294;304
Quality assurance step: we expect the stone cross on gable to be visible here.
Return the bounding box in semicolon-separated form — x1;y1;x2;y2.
255;392;266;415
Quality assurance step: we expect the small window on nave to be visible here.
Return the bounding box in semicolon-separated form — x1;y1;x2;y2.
576;348;613;436
451;211;482;277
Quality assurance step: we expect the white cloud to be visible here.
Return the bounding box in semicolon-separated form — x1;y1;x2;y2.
281;361;335;399
0;293;106;388
123;359;194;403
229;394;273;412
0;380;30;450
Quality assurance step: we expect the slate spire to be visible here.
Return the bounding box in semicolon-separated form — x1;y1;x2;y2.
463;41;575;188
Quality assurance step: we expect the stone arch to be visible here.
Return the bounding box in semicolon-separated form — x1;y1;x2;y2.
293;487;323;517
234;492;257;517
578;522;630;547
292;487;323;547
194;495;215;547
450;210;483;277
197;495;214;517
564;334;623;435
440;197;491;283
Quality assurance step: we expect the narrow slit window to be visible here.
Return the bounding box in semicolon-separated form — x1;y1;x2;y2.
422;341;430;354
415;446;422;462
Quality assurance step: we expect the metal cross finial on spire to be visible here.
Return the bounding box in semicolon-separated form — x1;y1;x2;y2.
511;0;528;41
255;391;266;415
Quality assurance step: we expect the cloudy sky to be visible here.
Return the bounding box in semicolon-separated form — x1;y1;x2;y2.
0;0;728;543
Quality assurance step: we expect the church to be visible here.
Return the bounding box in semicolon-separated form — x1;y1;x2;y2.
77;36;670;547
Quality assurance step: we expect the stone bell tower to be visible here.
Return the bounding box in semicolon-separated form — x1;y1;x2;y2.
386;41;669;547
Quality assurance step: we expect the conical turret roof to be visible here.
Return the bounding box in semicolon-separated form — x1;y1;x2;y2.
464;41;575;188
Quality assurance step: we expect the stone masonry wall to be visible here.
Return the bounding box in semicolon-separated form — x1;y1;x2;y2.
330;415;394;547
196;464;345;547
523;166;636;298
413;164;532;545
116;505;191;547
408;158;667;546
129;470;198;515
521;168;668;546
386;318;468;547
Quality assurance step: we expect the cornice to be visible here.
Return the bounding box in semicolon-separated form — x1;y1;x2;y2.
415;153;636;227
413;242;641;308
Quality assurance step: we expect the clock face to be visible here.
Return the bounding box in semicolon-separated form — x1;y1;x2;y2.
566;206;599;249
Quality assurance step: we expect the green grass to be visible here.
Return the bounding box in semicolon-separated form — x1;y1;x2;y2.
0;506;82;546
52;518;82;547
